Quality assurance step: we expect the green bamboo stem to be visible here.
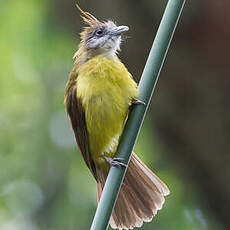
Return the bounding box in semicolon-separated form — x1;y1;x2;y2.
90;0;186;229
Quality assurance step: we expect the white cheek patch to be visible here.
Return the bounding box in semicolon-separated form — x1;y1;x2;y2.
87;38;98;49
87;37;106;49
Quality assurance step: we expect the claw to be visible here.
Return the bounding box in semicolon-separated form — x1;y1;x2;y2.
103;156;127;168
132;98;146;105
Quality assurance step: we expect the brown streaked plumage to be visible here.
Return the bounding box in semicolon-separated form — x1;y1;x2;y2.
64;5;170;229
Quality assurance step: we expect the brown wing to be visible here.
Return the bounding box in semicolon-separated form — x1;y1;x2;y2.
65;71;97;180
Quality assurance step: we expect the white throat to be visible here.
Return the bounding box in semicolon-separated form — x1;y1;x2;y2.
88;36;121;59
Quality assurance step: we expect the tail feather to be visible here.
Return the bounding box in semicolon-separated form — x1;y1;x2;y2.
97;152;170;229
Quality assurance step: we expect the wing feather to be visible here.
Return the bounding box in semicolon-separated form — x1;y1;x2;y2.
65;71;97;179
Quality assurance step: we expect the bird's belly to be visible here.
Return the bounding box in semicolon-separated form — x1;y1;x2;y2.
84;87;129;164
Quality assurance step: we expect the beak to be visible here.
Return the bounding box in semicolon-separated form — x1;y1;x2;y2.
111;25;129;36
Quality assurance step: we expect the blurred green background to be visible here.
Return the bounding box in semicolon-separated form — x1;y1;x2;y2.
0;0;229;229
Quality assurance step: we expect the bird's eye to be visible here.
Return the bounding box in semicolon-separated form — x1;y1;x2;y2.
95;29;104;36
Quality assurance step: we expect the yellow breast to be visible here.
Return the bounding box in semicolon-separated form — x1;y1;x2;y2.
76;55;138;166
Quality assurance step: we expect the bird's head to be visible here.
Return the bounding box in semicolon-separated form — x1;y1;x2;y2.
75;5;129;59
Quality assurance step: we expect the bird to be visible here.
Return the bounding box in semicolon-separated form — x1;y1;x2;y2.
64;5;170;230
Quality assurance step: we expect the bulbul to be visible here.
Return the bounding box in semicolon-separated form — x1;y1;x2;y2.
64;5;170;230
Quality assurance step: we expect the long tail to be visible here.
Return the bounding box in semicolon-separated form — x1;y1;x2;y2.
96;153;170;229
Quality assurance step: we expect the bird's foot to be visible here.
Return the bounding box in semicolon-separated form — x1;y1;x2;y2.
103;156;127;168
132;98;146;105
